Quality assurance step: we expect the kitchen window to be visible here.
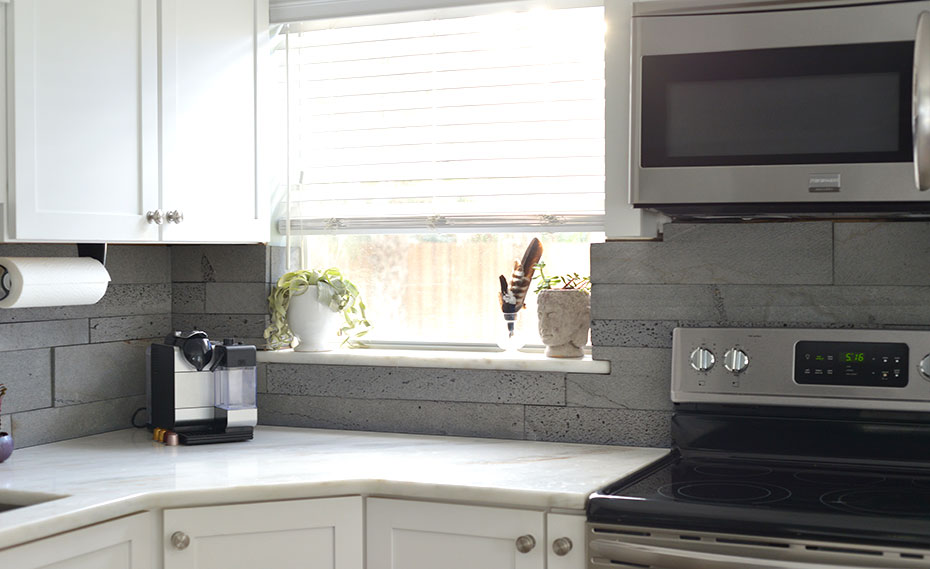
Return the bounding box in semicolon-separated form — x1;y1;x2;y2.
273;1;605;346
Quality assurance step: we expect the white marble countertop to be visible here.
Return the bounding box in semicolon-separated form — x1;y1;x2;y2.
0;426;667;550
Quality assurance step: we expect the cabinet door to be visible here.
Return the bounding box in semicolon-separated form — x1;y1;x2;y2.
367;498;545;569
8;0;159;242
163;496;363;569
159;0;269;243
547;513;586;569
0;512;154;569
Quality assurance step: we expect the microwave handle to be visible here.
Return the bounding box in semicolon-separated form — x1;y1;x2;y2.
914;11;930;190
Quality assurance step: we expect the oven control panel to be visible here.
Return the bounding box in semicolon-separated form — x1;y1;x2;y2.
671;327;930;411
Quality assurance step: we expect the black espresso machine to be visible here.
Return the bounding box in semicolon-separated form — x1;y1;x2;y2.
146;331;257;444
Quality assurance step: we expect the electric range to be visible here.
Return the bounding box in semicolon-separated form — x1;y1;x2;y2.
586;327;930;568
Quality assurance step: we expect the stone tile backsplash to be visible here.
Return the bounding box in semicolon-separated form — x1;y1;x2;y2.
0;244;168;447
7;221;930;450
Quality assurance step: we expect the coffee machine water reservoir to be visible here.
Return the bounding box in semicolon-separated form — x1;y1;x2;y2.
147;331;257;444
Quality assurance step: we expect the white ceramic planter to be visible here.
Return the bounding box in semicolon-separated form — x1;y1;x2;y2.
287;285;341;352
537;289;590;358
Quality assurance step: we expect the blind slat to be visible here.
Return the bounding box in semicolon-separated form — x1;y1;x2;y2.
281;5;605;233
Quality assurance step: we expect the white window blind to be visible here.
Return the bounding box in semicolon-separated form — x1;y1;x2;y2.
278;5;606;234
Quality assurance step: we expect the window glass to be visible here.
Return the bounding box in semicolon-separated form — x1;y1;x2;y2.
303;232;602;345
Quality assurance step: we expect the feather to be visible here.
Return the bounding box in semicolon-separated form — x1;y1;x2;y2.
507;238;543;311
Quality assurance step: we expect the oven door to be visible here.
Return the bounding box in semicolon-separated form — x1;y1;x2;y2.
631;1;930;214
587;523;930;569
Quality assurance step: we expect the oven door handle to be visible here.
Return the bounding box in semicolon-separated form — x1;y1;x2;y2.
914;11;930;190
589;539;890;569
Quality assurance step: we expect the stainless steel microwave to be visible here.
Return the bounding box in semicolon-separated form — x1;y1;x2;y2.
631;0;930;218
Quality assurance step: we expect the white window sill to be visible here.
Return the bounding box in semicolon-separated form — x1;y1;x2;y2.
257;347;610;374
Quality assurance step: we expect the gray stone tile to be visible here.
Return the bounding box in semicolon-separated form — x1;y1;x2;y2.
258;394;525;439
54;341;149;406
592;222;833;285
592;284;720;321
172;283;205;314
269;246;300;284
591;320;676;348
835;222;930;285
171;314;269;346
171;245;269;283
104;245;170;284
0;243;75;258
718;285;930;327
205;283;269;314
0;244;169;285
568;348;672;411
0;283;171;324
257;363;268;394
265;364;565;405
0;320;88;352
9;395;146;448
0;349;52;413
89;315;170;343
525;407;671;447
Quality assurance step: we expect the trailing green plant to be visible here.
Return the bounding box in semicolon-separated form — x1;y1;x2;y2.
264;268;370;349
532;262;591;294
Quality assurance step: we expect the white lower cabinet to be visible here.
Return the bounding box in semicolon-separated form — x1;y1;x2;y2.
163;496;363;569
0;512;154;569
367;498;547;569
546;513;586;569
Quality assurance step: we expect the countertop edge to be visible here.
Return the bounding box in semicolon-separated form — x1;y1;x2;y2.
0;427;668;551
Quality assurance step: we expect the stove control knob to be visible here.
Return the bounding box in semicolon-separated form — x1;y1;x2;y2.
690;347;715;372
724;348;749;374
919;354;930;380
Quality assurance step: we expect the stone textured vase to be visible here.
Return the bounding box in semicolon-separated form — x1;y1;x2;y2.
287;285;341;352
0;432;13;463
537;289;590;358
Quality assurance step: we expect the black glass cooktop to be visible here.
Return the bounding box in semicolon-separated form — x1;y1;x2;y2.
588;452;930;548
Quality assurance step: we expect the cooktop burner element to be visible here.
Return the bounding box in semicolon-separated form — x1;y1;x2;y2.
822;488;930;518
658;481;791;504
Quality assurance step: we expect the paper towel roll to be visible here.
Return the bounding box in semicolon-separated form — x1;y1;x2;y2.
0;257;111;309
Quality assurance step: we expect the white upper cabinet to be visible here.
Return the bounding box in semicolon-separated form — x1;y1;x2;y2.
8;0;160;242
159;0;268;243
5;0;269;243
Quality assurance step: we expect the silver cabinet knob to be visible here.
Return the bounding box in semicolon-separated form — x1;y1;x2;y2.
919;354;930;380
724;348;749;374
515;534;536;553
552;537;573;556
170;531;190;550
146;210;165;225
689;347;715;372
166;210;184;224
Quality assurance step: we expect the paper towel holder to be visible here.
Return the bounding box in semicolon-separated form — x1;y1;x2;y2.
0;243;107;302
77;243;107;266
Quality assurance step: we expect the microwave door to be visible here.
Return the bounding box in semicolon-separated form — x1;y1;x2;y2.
631;0;930;215
915;11;930;191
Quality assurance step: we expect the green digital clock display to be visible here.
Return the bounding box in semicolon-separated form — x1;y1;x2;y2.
795;341;909;388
